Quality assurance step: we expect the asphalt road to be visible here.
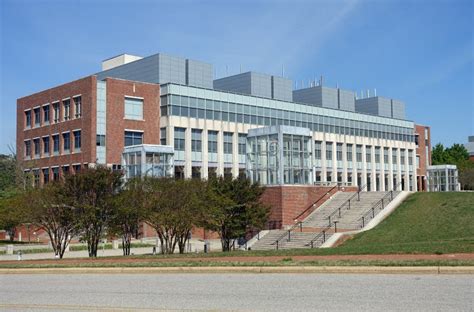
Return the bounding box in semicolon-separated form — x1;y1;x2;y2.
0;273;472;311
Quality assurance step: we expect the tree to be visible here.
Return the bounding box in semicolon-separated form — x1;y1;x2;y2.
20;183;80;258
432;143;474;190
431;143;447;165
63;167;122;257
0;189;26;242
202;176;269;252
146;178;207;254
110;178;149;256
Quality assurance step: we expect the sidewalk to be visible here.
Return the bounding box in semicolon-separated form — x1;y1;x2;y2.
0;239;223;261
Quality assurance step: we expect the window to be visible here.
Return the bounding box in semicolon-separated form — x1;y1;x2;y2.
73;164;81;173
174;128;185;151
62;165;70;176
346;144;353;161
42;168;49;184
314;141;322;160
401;149;406;164
208;130;218;153
74;96;82;118
43;105;50;124
160;128;166;145
191;129;202;152
53;103;60;123
326;142;333;161
356;145;363;162
25;110;31;128
124;131;143;146
366;146;372;163
53;135;60;155
384;148;389;163
96;135;106;146
24;140;31;158
336;143;343;161
224;132;233;154
375;147;381;163
124;97;143;120
63;132;70;152
238;134;247;155
63;99;71;121
416;155;420;168
52;167;60;181
33;138;40;157
33;169;40;186
392;148;398;164
73;130;81;152
34;108;40;127
42;137;50;156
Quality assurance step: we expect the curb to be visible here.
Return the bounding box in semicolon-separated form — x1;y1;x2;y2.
1;266;473;275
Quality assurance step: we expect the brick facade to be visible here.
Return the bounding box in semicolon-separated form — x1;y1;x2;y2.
260;185;358;227
17;76;161;183
17;76;98;182
415;124;431;191
103;78;161;164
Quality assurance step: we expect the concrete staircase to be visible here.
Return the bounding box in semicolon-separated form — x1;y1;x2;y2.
251;190;401;251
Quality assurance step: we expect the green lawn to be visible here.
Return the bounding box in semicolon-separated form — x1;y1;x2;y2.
330;192;474;254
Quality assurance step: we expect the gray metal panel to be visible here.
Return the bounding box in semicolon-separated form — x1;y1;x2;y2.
213;72;252;95
271;76;293;102
186;59;213;89
250;72;272;99
391;99;405;119
320;86;338;109
355;97;379;115
338;89;355;112
96;54;160;83
157;54;186;85
292;86;323;107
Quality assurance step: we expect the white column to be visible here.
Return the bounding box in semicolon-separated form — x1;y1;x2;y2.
404;148;410;191
342;143;348;184
321;140;327;182
331;141;337;183
217;130;224;177
388;147;394;190
361;145;367;189
202;128;209;179
396;148;402;191
232;131;239;178
185;127;192;179
352;144;357;187
371;146;377;191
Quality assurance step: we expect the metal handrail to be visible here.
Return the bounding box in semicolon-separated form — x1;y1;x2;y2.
306;183;366;248
359;181;402;228
307;225;331;248
325;183;367;226
271;221;304;250
293;184;339;222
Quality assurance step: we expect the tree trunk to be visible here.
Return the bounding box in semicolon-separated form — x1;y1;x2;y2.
122;233;131;256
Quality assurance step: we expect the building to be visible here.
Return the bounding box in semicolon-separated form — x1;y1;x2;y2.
427;165;460;192
17;52;431;227
465;136;474;162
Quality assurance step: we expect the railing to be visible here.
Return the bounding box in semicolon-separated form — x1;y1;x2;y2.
271;221;304;250
325;183;366;226
293;184;339;222
307;183;367;249
271;183;347;250
359;182;402;228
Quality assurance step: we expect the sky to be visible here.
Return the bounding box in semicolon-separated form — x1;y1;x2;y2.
0;0;473;154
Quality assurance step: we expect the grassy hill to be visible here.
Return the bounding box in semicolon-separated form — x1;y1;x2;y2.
334;192;474;254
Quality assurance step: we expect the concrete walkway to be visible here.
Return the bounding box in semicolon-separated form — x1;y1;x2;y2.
0;239;223;261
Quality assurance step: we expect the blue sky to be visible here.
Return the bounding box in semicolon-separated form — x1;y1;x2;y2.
1;0;472;154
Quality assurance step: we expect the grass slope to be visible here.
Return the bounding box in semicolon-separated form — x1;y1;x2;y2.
333;192;474;254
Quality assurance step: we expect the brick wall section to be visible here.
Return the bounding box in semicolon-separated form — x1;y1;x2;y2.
17;76;97;180
261;185;358;227
415;124;431;191
104;78;161;164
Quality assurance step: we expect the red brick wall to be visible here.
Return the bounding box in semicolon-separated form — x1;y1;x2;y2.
261;185;358;227
415;124;431;191
17;76;97;178
104;78;161;164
